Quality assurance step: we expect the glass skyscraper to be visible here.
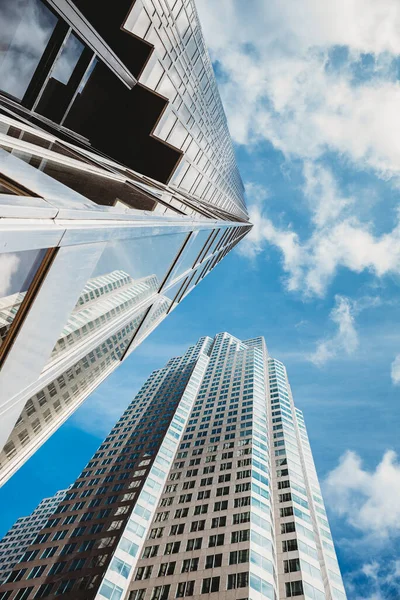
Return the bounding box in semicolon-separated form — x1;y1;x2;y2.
0;0;250;484
0;333;347;600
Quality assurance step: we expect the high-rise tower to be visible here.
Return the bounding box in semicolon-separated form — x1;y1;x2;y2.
0;489;68;584
0;333;347;600
0;0;251;484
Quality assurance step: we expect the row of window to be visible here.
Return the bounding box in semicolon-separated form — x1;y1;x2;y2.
130;572;248;600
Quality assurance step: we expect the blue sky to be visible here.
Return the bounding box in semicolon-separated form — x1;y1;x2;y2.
1;1;400;599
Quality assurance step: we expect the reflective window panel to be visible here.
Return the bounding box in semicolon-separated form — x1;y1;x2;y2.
0;0;58;100
45;232;187;365
0;247;47;349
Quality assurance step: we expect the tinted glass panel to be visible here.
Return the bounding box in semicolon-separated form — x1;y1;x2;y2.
50;32;84;85
0;248;47;348
0;0;58;99
2;144;158;210
167;229;212;284
46;232;187;363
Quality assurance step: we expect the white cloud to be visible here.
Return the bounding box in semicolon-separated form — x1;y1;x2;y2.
244;182;270;206
239;163;400;296
309;295;359;366
197;0;400;176
308;294;382;366
197;0;400;297
324;449;400;538
390;355;400;385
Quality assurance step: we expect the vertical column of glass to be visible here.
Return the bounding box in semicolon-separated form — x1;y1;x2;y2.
268;359;325;600
96;341;211;600
248;348;277;600
293;410;347;600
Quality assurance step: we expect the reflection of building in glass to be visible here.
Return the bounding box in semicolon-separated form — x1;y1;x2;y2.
0;270;172;485
0;0;252;483
50;270;159;360
0;334;347;600
0;488;68;584
0;292;25;344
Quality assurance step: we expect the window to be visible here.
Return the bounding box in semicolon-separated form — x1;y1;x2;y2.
181;557;199;573
186;538;202;551
285;581;304;597
227;572;249;589
170;524;185;535
281;522;296;534
229;549;249;564
214;500;228;511
69;558;85;571
190;520;205;532
216;486;229;496
48;562;66;576
284;559;301;573
150;585;170;600
197;490;210;500
211;516;226;528
205;554;222;569
174;508;189;518
27;566;45;579
142;545;159;558
53;530;67;541
208;534;224;547
176;581;195;597
278;480;291;489
283;539;298;552
40;546;57;559
0;0;58;99
234;496;251;507
231;529;250;543
55;580;74;595
201;577;220;594
194;504;208;515
129;591;145;600
232;511;250;524
14;590;33;600
280;493;292;503
280;507;294;517
99;580;124;600
165;542;181;555
35;584;54;598
135;566;153;580
158;562;176;577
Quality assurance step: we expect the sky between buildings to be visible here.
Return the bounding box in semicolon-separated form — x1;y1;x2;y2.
1;1;400;598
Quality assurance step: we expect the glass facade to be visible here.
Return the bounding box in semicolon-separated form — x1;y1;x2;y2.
0;0;251;481
0;334;347;600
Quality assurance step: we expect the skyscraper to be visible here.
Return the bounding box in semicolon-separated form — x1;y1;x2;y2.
0;488;68;584
0;333;347;600
0;0;251;483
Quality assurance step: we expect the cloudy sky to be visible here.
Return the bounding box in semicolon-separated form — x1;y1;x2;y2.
1;1;400;598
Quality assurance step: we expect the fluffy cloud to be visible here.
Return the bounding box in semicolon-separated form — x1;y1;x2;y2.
309;296;359;366
198;0;400;297
390;355;400;385
324;450;400;538
197;0;400;176
238;164;400;296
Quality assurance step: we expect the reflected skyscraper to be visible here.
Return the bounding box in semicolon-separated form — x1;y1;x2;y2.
0;333;347;600
0;0;251;483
